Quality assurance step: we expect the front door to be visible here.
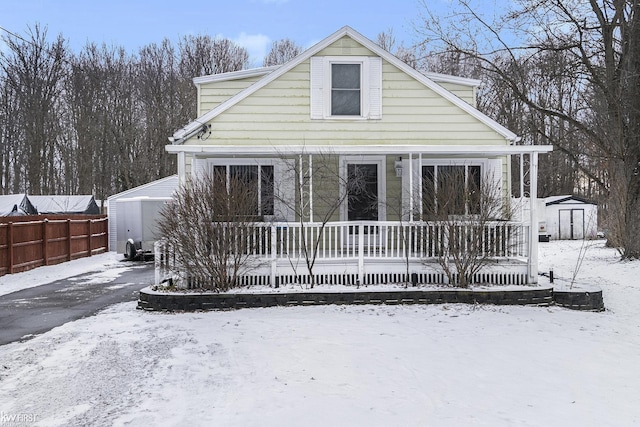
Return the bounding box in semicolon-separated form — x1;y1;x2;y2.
342;159;385;248
347;163;378;221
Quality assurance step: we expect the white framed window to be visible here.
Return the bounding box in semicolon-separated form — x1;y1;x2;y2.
310;56;382;120
331;63;361;116
193;157;296;221
212;164;275;216
401;158;503;220
421;164;482;217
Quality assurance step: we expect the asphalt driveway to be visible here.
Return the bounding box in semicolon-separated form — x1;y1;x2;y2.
0;260;154;346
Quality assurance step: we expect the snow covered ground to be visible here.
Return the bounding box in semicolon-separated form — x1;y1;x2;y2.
0;252;124;297
0;241;639;426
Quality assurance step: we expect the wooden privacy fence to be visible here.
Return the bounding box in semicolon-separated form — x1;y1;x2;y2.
0;215;108;276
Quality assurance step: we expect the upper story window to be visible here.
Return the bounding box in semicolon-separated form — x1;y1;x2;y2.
310;56;381;120
331;63;361;116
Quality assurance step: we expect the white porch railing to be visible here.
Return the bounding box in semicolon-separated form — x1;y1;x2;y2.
155;221;530;287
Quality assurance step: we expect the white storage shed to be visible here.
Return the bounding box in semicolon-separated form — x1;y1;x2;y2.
545;195;598;240
106;175;178;251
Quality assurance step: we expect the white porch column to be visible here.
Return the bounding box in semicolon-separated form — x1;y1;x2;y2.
309;154;313;223
177;151;186;186
528;151;539;284
418;153;423;219
299;155;304;221
271;225;277;287
409;153;414;222
519;153;525;198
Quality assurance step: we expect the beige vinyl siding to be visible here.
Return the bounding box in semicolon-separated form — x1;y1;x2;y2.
185;36;509;148
431;82;475;106
386;155;403;221
198;75;266;115
315;36;375;57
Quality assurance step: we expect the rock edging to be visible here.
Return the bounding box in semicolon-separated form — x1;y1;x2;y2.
137;286;599;312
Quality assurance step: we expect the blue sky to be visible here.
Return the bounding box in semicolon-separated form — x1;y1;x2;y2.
1;0;428;66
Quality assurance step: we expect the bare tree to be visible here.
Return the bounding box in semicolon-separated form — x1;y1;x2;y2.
137;39;181;182
179;34;249;77
376;28;418;68
415;0;640;258
420;167;513;287
68;42;139;201
263;38;303;66
157;170;267;291
0;24;68;194
0;68;21;194
276;152;366;288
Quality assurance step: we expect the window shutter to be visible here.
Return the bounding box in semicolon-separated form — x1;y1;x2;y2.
368;57;382;119
310;57;324;119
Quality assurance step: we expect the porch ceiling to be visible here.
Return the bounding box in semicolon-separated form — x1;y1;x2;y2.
165;144;553;157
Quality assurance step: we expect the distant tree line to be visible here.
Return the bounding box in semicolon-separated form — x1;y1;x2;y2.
0;25;281;205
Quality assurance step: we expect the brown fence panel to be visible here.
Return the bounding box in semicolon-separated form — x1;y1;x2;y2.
0;223;9;275
0;215;108;277
47;219;72;264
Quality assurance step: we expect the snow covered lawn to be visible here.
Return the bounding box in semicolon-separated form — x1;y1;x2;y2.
0;241;639;426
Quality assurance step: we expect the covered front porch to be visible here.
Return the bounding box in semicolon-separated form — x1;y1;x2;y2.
158;143;552;288
155;219;530;287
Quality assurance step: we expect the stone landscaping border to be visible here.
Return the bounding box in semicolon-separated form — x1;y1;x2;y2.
137;286;604;312
552;289;604;311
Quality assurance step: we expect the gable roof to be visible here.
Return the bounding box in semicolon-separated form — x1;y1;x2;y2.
170;26;518;144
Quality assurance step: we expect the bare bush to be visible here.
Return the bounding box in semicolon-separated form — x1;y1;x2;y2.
157;170;267;291
421;167;513;287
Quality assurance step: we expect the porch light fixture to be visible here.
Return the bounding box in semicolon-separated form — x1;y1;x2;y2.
395;157;403;177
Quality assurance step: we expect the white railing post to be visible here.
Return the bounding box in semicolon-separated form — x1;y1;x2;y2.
528;152;539;284
154;240;162;286
358;223;365;285
271;224;277;287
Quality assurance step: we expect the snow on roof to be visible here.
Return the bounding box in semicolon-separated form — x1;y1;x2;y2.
28;195;100;214
0;194;36;216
